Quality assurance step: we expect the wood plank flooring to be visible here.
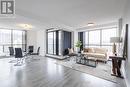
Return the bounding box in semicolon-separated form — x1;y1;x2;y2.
0;56;125;87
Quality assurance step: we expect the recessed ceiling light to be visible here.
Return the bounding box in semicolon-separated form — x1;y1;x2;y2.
87;23;95;26
17;24;33;29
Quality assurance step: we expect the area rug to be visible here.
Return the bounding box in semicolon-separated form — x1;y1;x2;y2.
55;59;118;83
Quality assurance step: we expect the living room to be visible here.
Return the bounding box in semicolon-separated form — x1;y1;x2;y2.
0;0;130;87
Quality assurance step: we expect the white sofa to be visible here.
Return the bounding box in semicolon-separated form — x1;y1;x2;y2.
83;48;108;62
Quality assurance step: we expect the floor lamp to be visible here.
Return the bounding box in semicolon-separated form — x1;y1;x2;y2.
110;37;121;55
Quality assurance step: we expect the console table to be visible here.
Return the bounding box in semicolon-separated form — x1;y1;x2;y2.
109;55;125;78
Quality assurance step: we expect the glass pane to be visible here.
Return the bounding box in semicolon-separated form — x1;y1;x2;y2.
0;29;11;44
85;32;88;45
22;44;26;52
0;46;3;56
89;30;100;45
0;46;2;52
53;32;56;55
101;46;112;53
0;29;11;56
21;31;26;51
13;44;22;49
48;32;53;54
85;45;89;48
58;31;62;55
13;30;23;44
22;31;26;44
12;30;26;51
102;28;117;45
3;45;11;53
89;45;100;48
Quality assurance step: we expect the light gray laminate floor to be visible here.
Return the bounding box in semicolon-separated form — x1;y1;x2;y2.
0;57;125;87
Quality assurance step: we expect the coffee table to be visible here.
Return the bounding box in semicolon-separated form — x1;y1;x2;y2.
85;57;98;67
76;53;86;64
76;53;98;67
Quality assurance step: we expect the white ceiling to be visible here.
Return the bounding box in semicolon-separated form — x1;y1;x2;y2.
0;0;127;30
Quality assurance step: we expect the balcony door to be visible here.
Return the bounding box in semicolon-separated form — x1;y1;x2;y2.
47;30;62;55
47;32;56;55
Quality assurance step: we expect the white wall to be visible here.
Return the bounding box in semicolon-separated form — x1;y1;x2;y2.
122;0;130;86
37;30;46;56
27;30;37;52
27;30;46;56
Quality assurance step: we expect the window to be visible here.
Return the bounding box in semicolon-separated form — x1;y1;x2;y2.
84;28;117;52
0;29;26;56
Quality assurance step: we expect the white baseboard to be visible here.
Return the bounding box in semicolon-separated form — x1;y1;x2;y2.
45;54;68;59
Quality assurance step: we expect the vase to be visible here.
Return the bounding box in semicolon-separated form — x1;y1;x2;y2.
76;47;80;53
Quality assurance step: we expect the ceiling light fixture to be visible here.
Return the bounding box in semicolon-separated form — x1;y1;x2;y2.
87;23;95;26
17;24;33;29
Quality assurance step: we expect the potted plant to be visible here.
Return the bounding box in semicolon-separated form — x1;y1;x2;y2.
75;40;82;53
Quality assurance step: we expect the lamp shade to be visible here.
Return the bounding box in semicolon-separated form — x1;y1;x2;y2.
110;37;121;43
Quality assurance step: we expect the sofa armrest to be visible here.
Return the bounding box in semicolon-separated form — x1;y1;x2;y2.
105;52;109;60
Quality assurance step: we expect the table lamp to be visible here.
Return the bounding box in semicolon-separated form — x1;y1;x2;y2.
110;37;121;55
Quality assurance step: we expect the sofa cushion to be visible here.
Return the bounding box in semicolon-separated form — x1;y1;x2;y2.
85;53;106;58
68;48;74;54
93;53;106;58
94;48;107;54
83;48;89;52
85;53;95;56
84;48;94;53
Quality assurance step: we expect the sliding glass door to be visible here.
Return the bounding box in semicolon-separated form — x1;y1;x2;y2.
48;32;55;54
47;30;62;55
